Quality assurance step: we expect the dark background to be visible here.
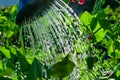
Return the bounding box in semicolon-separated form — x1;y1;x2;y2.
0;0;119;15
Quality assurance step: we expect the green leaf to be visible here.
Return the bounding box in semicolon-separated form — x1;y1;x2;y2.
80;11;93;26
0;76;12;80
94;28;107;42
96;10;110;30
63;0;70;4
11;5;18;20
6;31;14;38
90;17;97;31
93;21;101;33
25;49;34;64
96;10;106;20
8;21;18;31
0;70;12;77
49;56;75;79
0;46;11;59
26;58;42;80
17;50;30;73
2;12;11;20
115;50;120;58
9;46;16;55
0;61;3;71
115;41;120;49
99;19;110;30
116;70;120;78
103;39;114;57
103;5;110;14
86;56;94;70
0;16;7;23
92;0;105;14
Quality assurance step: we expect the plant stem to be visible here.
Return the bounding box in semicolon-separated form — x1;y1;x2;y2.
20;27;25;54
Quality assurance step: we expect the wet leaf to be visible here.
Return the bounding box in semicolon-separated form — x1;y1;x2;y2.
86;56;94;70
49;56;75;79
26;58;42;80
17;50;30;73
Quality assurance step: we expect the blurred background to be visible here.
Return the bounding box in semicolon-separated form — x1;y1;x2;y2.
0;0;119;15
0;0;18;7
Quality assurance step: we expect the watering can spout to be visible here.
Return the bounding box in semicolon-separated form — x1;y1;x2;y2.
15;0;53;25
18;0;29;12
15;0;41;24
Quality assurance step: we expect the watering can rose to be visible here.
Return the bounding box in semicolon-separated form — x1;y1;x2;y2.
72;0;85;4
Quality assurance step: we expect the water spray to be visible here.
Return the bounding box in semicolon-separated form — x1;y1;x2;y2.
16;0;86;79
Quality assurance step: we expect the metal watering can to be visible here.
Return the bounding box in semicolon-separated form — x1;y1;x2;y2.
16;0;52;24
18;0;29;11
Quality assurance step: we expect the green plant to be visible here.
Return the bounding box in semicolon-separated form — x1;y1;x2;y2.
79;2;120;79
0;0;120;80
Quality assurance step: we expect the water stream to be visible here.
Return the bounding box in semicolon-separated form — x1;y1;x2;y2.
20;0;86;79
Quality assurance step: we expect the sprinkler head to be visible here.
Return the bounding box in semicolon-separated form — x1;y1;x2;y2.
15;0;53;25
15;0;40;24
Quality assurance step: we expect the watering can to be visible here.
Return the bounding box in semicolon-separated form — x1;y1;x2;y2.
16;0;41;24
18;0;29;11
16;0;53;24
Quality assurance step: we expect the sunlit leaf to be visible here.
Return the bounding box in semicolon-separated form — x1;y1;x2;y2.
0;61;3;71
9;46;16;55
106;39;114;56
94;28;107;42
80;11;93;26
8;21;18;31
0;46;11;59
49;56;75;79
115;50;120;58
11;5;18;20
6;31;14;38
0;16;7;23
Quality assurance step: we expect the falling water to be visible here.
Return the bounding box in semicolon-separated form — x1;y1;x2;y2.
20;0;86;79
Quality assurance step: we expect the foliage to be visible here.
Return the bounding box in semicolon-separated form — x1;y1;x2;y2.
0;5;75;79
79;1;120;79
48;55;75;79
0;0;120;80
